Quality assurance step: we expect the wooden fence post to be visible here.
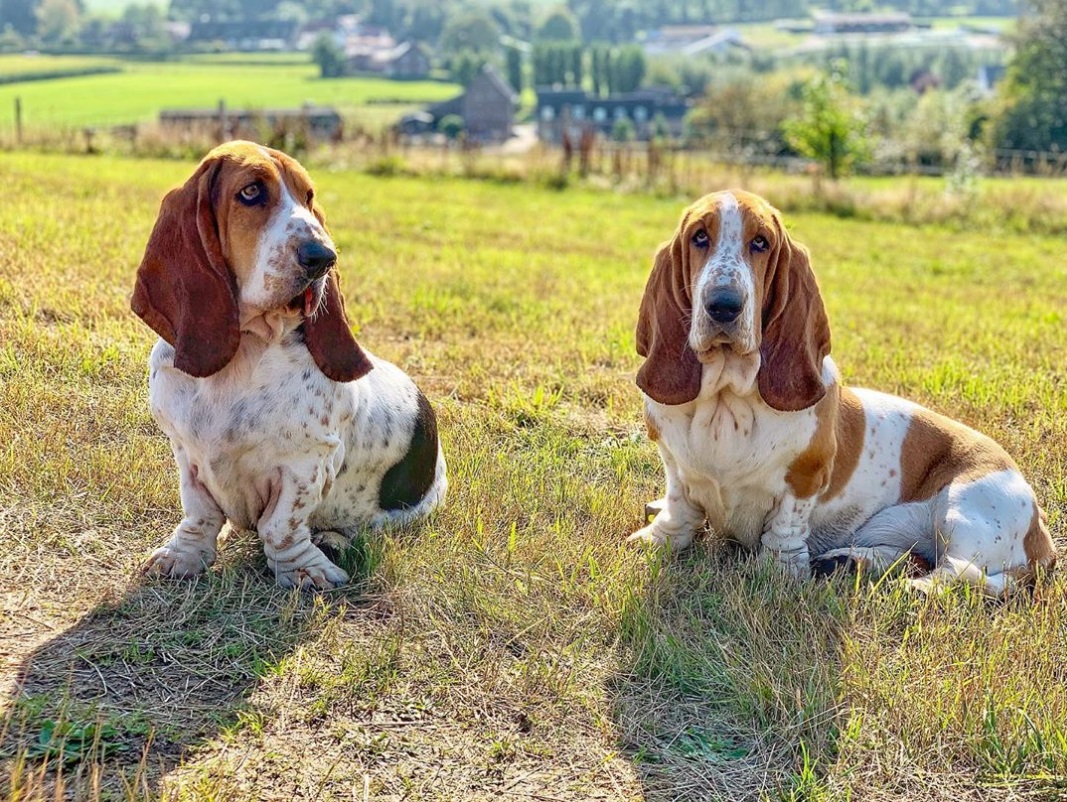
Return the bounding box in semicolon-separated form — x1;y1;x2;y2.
217;98;226;142
15;97;23;146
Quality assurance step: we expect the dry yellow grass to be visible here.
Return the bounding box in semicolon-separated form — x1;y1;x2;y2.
0;151;1064;801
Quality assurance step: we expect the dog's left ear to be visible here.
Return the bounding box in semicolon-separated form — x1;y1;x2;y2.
302;205;373;383
758;216;831;412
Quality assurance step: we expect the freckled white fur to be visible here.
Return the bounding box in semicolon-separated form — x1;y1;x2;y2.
147;339;447;589
633;193;1043;595
690;194;758;355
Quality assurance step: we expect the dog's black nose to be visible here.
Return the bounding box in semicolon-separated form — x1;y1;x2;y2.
705;289;744;324
297;241;336;280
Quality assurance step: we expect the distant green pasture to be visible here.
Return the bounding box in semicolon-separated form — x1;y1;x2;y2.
0;54;122;82
0;58;458;134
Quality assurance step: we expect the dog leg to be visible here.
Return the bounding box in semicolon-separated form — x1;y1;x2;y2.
258;462;349;590
629;445;705;551
761;492;816;578
144;447;224;579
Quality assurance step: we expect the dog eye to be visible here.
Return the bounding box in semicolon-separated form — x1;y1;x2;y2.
750;235;769;253
238;183;264;205
692;229;709;248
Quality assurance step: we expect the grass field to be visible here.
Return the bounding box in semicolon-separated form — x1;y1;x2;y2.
0;58;458;136
0;151;1065;801
0;55;122;79
82;0;138;13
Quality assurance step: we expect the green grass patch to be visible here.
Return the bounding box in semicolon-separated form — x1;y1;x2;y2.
0;59;458;134
0;54;123;85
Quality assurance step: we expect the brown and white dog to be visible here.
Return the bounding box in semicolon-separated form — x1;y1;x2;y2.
629;190;1055;595
132;141;446;590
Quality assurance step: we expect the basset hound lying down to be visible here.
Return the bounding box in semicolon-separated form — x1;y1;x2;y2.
630;190;1056;595
132;141;446;590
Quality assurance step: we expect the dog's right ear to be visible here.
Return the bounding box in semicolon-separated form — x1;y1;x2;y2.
131;156;240;378
635;233;702;406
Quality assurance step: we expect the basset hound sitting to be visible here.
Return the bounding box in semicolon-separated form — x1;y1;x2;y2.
630;190;1056;595
132;141;446;590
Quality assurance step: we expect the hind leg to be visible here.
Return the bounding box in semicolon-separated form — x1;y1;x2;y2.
907;471;1042;598
812;545;918;577
311;529;353;563
811;500;936;579
906;556;1026;597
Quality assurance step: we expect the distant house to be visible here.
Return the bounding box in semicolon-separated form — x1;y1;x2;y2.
384;42;432;78
407;65;518;142
347;41;431;79
680;29;749;57
642;25;717;56
909;69;940;94
187;19;298;50
159;105;343;142
343;28;396;59
641;25;749;58
812;11;912;35
535;86;689;143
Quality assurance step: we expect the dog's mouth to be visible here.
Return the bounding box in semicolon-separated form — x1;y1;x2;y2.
287;280;325;318
693;338;756;363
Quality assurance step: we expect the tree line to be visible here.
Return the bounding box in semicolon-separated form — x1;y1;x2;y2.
1;0;1022;42
530;43;647;95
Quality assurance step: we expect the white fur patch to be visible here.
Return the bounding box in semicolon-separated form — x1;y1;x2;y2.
690;192;758;354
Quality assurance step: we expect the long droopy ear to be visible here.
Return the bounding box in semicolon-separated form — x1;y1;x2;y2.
303;268;374;383
635;232;702;406
301;203;373;383
131;157;239;377
758;216;831;412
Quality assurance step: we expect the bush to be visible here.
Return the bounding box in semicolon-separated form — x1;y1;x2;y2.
311;33;346;78
439;114;465;141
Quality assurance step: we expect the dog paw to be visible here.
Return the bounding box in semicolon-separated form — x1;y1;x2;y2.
628;525;667;547
627;525;693;551
761;546;810;580
271;549;349;591
142;545;214;580
311;529;351;564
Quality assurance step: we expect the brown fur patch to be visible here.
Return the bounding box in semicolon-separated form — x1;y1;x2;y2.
786;382;839;499
645;413;660;442
820;387;866;502
1024;505;1057;570
898;408;1016;502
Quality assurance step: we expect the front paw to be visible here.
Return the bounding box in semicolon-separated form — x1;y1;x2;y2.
627;524;694;551
270;547;349;591
760;546;810;580
143;545;215;580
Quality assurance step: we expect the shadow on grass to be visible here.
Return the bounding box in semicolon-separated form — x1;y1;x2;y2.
0;532;385;799
609;540;853;802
